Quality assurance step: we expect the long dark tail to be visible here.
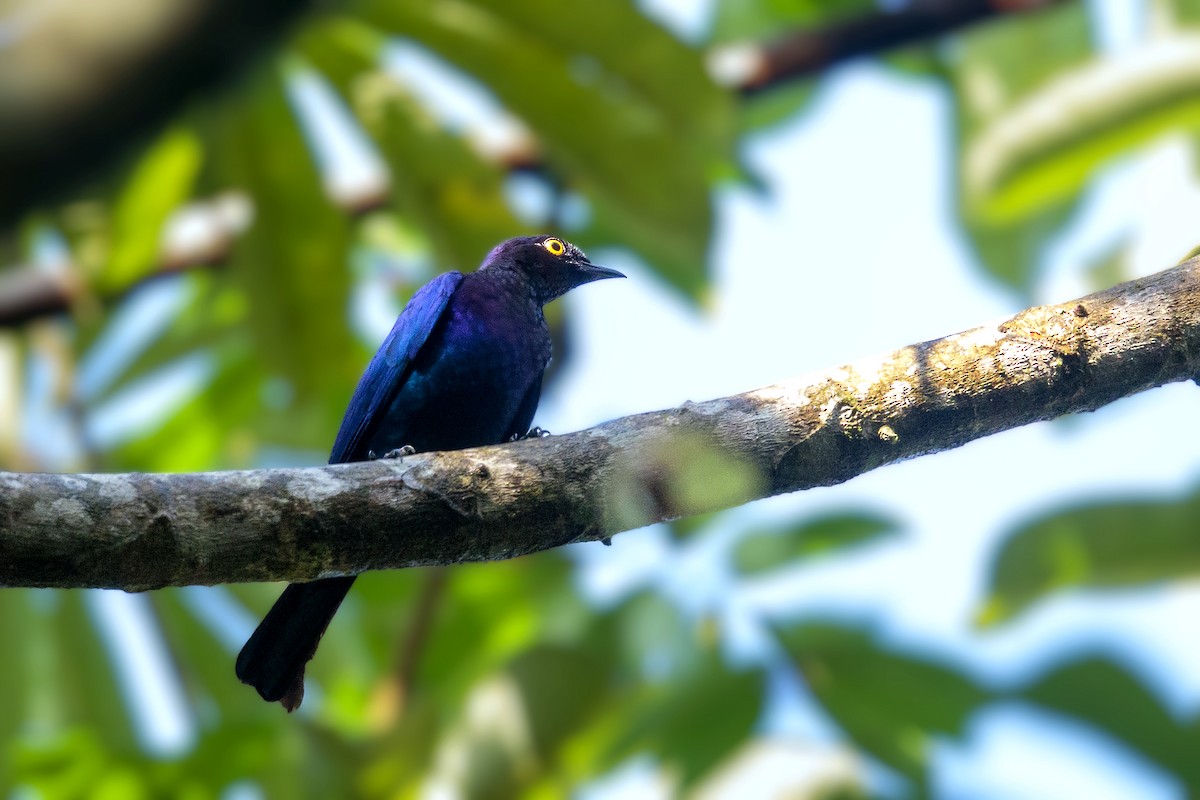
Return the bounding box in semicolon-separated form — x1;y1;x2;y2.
235;576;355;711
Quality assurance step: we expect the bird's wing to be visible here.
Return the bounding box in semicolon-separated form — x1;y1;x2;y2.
328;271;463;464
503;372;543;442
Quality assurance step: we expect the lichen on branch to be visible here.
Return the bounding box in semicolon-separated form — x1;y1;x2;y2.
2;258;1199;591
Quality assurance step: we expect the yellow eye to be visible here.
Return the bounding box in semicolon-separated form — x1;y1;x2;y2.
542;238;566;256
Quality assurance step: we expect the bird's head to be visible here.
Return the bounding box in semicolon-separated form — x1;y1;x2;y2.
481;235;625;304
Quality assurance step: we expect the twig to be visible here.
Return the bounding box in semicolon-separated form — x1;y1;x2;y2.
709;0;1068;94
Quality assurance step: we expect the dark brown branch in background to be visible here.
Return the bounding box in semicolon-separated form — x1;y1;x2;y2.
1;257;1198;591
365;566;450;726
0;269;81;329
0;193;250;328
0;259;210;329
394;567;449;700
0;0;1068;237
719;0;1068;94
0;0;314;228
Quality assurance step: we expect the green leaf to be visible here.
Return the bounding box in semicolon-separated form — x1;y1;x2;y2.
7;592;150;799
54;593;140;753
101;62;367;470
946;2;1093;290
737;83;818;133
585;591;763;787
101;127;203;292
180;719;361;797
483;0;733;165
1165;0;1200;25
606;590;700;677
108;344;252;471
607;652;765;787
149;589;250;722
775;622;990;785
411;554;591;710
1022;657;1200;792
199;62;356;410
355;0;731;296
361;82;524;268
370;122;513;271
965;69;1200;227
297;23;524;271
0;591;35;787
978;488;1200;627
950;4;1094;134
961;197;1077;296
84;274;241;409
603;429;765;533
13;728;113;799
733;511;899;575
1082;235;1132;292
708;0;873;44
507;645;612;762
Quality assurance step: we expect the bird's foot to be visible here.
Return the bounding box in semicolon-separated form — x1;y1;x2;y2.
509;427;551;442
368;445;416;460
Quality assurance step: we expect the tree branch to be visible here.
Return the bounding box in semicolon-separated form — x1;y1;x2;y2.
0;193;250;328
3;258;1199;591
710;0;1068;94
0;0;313;228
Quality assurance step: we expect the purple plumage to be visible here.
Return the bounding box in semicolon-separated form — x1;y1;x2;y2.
235;235;623;710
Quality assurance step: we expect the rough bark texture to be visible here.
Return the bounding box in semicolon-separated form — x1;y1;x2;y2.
2;259;1200;591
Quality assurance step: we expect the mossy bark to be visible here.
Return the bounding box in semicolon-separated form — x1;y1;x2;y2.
2;258;1199;590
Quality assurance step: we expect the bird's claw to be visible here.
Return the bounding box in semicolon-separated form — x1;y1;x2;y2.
509;426;551;442
369;445;416;460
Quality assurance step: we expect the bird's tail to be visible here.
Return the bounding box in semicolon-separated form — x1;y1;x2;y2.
235;576;355;711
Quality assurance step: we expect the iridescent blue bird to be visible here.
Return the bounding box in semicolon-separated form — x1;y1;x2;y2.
236;235;623;710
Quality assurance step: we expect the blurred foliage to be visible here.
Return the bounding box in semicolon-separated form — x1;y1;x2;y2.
733;511;899;575
944;2;1095;293
1020;656;1200;790
777;621;1200;796
350;0;734;295
101;128;204;293
777;623;991;792
604;430;766;533
708;0;874;133
979;485;1200;626
6;0;1200;797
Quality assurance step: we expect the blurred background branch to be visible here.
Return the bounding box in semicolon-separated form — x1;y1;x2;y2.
709;0;1067;93
0;193;250;327
0;0;1067;239
0;0;314;227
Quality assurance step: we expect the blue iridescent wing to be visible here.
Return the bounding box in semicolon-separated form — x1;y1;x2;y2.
328;271;463;464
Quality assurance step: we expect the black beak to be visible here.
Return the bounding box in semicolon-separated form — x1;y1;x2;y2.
575;262;626;282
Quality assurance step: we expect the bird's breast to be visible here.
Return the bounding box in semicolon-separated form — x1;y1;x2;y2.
439;286;549;378
368;283;550;454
